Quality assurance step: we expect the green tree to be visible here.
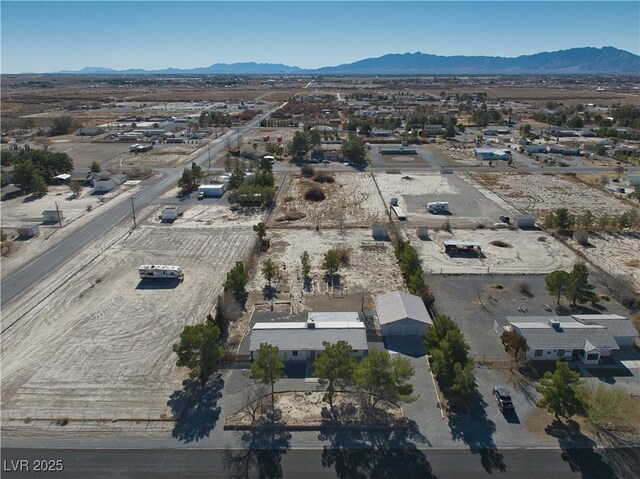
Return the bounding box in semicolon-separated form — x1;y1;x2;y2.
300;251;311;278
314;340;356;407
545;270;572;305
322;249;341;276
172;320;225;386
289;131;309;159
90;161;101;173
519;123;532;137
352;349;415;409
261;258;279;287
69;179;83;197
341;134;367;163
452;362;475;397
253;222;267;242
223;261;249;301
50;116;76;136
308;129;322;152
443;124;456;139
546;208;575;232
13;161;38;190
536;361;582;420
29;173;47;195
177;167;196;192
566;115;584;129
247;343;285;419
568;263;596;305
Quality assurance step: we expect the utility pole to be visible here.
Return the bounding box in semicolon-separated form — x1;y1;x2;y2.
131;197;137;230
208;145;211;173
55;201;62;228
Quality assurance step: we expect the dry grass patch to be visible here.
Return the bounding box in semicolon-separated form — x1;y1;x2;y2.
624;259;640;268
305;186;326;202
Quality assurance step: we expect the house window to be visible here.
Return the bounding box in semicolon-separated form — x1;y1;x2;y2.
534;350;543;357
557;349;565;357
292;351;298;357
546;351;551;355
586;353;599;361
352;350;358;353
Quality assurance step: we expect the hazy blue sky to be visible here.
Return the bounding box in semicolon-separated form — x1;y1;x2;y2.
2;1;639;72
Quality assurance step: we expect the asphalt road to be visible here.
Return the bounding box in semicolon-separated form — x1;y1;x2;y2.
3;446;631;478
0;107;281;311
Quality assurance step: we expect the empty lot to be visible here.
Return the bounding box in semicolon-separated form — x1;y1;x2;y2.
472;173;637;220
1;225;254;420
411;229;576;274
375;172;519;227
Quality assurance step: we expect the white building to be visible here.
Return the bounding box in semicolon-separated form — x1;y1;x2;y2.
505;314;637;365
93;177;116;193
250;312;367;362
161;206;178;221
474;148;510;161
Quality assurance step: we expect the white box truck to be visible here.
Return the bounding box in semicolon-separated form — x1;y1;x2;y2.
138;265;183;279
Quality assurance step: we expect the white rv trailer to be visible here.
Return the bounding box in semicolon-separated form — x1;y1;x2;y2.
138;265;183;279
427;201;449;214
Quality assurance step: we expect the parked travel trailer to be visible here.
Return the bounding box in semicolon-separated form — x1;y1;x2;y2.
427;201;449;213
138;265;183;279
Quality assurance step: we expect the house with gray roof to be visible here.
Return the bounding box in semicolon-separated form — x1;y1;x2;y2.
249;311;367;362
376;291;433;337
505;314;637;365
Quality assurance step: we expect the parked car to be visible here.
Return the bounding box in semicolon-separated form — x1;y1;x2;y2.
197;191;205;200
493;386;514;411
322;159;331;164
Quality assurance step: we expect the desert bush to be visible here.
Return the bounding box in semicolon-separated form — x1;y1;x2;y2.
632;312;640;334
537;236;546;242
490;240;512;248
332;244;352;265
313;172;335;184
475;223;486;230
283;195;295;203
301;164;315;177
518;282;531;294
304;186;325;202
275;212;306;222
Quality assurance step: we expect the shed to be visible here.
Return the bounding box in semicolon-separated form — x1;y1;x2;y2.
198;184;225;198
93;178;116;193
416;226;429;239
1;184;22;201
514;215;536;229
52;173;71;184
162;206;178;221
376;291;433;337
42;210;64;223
17;224;40;238
112;173;128;185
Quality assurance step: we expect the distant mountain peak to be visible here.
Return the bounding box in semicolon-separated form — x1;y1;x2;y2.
51;47;639;75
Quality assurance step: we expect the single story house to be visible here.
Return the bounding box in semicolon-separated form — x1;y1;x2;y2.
504;314;637;365
111;173;128;185
474;148;510;161
250;311;368;362
76;127;105;136
93;177;116;193
423;124;444;135
549;146;581;156
370;129;393;137
524;144;548;155
376;291;433;337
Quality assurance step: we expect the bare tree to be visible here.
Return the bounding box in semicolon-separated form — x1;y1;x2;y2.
237;384;269;424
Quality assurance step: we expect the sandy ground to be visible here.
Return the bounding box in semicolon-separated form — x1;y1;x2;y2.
1;183;140;276
47;136;132;169
272;173;385;228
571;232;640;292
472;173;637;219
149;202;267;230
1;225;254;420
410;229;577;274
248;229;405;306
227;391;402;426
375;172;459;208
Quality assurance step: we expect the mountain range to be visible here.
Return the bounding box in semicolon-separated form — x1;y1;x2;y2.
55;47;639;75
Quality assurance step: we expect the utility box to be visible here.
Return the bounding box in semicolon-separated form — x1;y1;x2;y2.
17;224;40;238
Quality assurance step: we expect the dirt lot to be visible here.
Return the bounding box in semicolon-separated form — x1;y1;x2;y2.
0;225;254;420
411;229;577;274
571;232;640;292
248;228;404;309
472;173;637;219
272;172;385;228
375;172;519;227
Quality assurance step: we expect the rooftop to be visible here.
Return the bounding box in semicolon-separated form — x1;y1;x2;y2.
375;291;432;326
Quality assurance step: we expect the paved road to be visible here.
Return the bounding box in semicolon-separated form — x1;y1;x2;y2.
3;446;632;478
0;107;281;310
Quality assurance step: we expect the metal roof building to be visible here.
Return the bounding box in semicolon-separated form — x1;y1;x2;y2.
376;291;432;337
505;314;636;364
250;312;367;362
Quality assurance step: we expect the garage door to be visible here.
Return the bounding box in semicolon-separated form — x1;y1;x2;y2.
383;324;425;336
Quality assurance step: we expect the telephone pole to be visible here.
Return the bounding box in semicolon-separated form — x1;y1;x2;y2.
131;197;137;229
54;201;62;228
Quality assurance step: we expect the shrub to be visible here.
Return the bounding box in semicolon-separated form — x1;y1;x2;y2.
301;164;315;177
313;172;335;184
490;240;512;248
275;212;306;222
537;236;546;242
518;282;531;294
332;244;351;265
304;186;325;202
475;223;486;230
